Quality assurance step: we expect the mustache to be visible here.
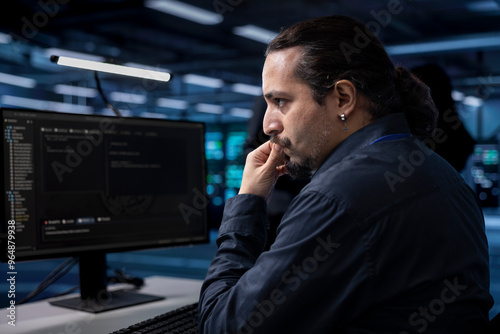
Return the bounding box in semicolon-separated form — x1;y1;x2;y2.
270;135;291;149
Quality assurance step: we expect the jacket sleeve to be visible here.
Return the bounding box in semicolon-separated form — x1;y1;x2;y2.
198;191;374;334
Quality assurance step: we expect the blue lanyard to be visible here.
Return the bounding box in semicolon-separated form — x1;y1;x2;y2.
369;133;411;145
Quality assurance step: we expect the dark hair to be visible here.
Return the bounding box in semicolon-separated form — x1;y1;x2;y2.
265;15;438;138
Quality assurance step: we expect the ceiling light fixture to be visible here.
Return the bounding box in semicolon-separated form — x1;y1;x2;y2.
54;84;98;98
451;90;465;102
386;32;500;56
145;0;223;25
124;62;171;73
0;32;12;44
196;103;224;114
157;98;188;110
51;56;172;82
0;72;36;88
110;91;147;104
183;74;224;88
140;111;168;119
229;108;254;119
233;25;278;44
462;96;484;108
231;83;262;96
1;95;94;114
466;0;500;12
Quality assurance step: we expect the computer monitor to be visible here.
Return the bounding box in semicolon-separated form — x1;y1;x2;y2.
1;108;209;312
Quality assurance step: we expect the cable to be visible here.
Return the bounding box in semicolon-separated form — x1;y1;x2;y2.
19;257;79;304
107;267;144;288
94;71;123;117
50;286;80;298
19;260;144;304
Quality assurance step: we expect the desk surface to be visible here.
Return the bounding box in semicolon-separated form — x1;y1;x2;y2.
1;276;203;334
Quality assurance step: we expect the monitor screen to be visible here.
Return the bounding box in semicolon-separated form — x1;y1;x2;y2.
1;108;208;311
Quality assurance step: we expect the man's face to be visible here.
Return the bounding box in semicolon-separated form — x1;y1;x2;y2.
262;47;338;179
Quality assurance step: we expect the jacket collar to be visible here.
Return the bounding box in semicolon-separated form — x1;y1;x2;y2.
313;113;411;177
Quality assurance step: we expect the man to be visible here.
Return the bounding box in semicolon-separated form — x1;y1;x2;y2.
199;15;493;333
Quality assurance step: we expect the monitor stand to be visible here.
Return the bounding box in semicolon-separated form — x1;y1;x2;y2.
50;253;164;313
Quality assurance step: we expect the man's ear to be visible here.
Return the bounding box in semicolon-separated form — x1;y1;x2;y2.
331;80;357;116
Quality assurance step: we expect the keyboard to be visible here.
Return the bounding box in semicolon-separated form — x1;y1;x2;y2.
111;302;199;334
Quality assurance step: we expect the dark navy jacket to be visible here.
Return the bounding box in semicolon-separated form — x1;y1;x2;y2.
199;113;493;333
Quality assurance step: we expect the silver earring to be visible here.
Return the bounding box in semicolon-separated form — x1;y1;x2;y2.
340;113;348;131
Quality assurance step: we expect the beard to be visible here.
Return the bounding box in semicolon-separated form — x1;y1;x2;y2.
285;159;315;180
270;136;315;180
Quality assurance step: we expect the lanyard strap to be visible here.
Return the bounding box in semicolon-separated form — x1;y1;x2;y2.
369;133;411;145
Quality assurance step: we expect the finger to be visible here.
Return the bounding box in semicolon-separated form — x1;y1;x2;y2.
248;141;273;165
276;164;289;177
265;143;285;168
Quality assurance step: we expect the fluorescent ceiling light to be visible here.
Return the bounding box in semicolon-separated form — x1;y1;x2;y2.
0;72;36;88
196;103;224;114
45;48;105;62
1;95;93;114
0;32;12;44
386;32;500;56
51;56;172;82
462;96;484;108
183;74;224;88
231;83;262;96
466;0;499;12
110;91;147;104
157;98;188;110
145;0;223;25
451;90;465;101
140;111;167;119
54;84;98;98
233;25;278;44
230;108;254;119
